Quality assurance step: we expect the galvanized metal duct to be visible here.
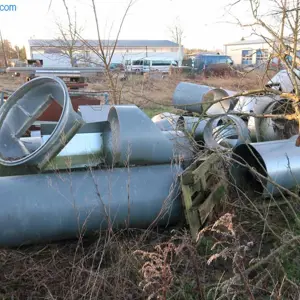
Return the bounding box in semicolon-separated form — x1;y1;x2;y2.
234;95;285;141
151;112;178;123
0;77;84;169
0;164;183;247
258;99;298;141
173;82;212;113
175;116;208;141
103;106;179;166
162;131;194;167
172;82;237;114
203;115;251;150
202;88;237;115
230;136;300;197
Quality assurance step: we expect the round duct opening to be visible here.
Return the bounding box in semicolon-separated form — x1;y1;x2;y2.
231;144;268;196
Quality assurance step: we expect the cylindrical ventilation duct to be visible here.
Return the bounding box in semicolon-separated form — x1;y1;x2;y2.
103;106;179;166
0;164;183;247
172;82;212;113
230;136;300;197
172;82;237;115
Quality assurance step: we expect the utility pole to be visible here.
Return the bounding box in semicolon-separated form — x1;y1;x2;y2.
0;30;8;68
146;46;148;57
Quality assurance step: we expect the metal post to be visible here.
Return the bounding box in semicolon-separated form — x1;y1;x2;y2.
104;92;109;104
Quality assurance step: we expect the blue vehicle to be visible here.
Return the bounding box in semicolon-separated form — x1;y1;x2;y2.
193;53;234;73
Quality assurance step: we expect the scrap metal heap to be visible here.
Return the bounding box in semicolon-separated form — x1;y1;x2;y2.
0;77;299;247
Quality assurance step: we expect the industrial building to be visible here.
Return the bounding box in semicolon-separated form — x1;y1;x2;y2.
224;39;271;65
25;39;183;67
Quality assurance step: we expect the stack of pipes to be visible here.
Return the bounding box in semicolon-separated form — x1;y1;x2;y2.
0;77;193;247
151;81;300;198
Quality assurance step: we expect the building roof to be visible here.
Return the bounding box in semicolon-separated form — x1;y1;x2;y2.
224;39;268;46
29;39;179;48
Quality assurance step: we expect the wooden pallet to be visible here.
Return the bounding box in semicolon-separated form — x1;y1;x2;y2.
180;153;228;240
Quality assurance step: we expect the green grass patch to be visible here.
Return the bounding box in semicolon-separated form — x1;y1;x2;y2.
143;106;177;118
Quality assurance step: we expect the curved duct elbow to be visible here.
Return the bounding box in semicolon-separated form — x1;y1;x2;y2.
103;106;180;166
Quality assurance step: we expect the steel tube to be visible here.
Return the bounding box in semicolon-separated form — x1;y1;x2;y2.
203;115;250;150
0;164;182;247
172;82;212;113
231;136;300;197
176;116;208;140
202;88;237;115
258;99;298;141
172;82;237;114
103;106;177;166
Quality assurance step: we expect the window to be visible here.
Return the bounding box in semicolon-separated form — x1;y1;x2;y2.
143;60;150;66
242;50;253;65
256;49;268;64
132;60;142;65
151;60;172;66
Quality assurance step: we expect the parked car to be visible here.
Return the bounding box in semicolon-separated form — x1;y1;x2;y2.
193;53;234;75
109;63;125;71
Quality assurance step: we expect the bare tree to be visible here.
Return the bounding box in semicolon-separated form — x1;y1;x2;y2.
77;0;135;104
168;16;184;46
55;0;85;67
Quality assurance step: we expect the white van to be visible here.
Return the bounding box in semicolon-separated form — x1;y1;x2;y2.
125;58;178;74
142;58;178;73
125;59;144;73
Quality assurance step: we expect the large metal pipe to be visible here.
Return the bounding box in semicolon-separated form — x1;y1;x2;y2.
203;115;250;150
233;95;276;141
0;164;182;247
103;106;178;166
172;82;212;113
258;99;298;141
176;116;208;140
230;136;300;197
202;88;237;115
172;82;237;114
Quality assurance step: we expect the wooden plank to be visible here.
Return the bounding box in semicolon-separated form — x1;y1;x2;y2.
181;184;201;239
180;153;228;240
198;182;227;225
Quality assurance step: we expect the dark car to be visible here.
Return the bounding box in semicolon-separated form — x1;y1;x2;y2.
109;63;125;71
193;53;234;75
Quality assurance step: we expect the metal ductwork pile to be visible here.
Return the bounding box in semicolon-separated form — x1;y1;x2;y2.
1;78;299;247
0;77;196;247
151;81;300;198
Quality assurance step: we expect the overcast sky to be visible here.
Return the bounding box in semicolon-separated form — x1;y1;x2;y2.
0;0;270;50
